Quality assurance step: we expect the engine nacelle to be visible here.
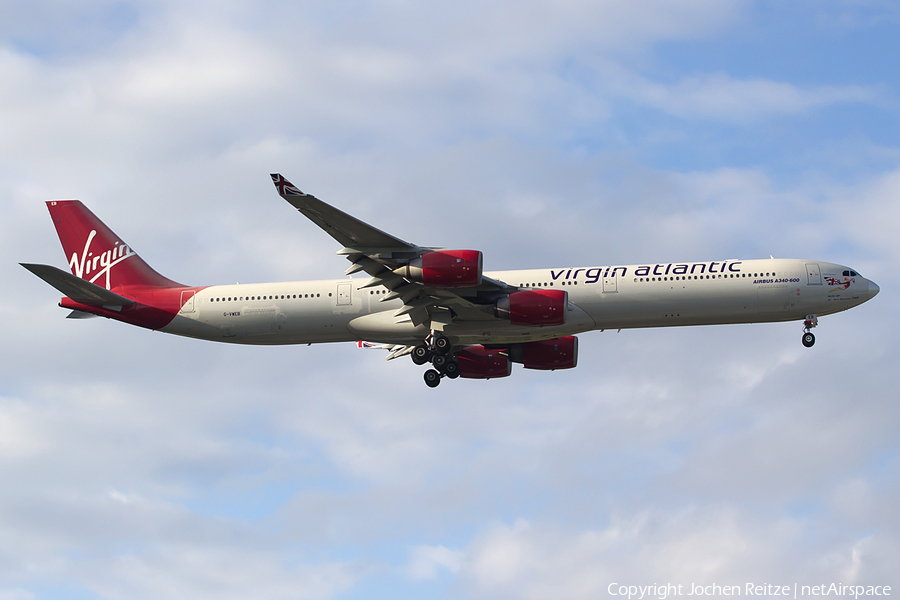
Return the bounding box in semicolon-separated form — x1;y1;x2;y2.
395;250;483;287
495;289;567;326
457;345;511;379
507;336;578;370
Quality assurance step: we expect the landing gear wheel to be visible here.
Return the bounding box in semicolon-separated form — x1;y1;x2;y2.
424;369;442;388
432;354;448;370
434;334;452;354
802;332;816;348
411;344;431;365
444;360;460;379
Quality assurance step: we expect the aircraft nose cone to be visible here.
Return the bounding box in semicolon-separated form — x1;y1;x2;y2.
868;279;880;299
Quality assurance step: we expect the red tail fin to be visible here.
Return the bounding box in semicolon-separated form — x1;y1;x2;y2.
47;200;182;290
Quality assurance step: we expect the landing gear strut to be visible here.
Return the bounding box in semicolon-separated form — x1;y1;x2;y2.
414;332;459;387
802;314;818;348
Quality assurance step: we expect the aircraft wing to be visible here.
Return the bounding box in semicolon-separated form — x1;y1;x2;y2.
21;263;135;308
270;173;418;253
271;174;515;328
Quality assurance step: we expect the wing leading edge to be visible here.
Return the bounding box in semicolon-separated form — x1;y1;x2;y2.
270;173;418;253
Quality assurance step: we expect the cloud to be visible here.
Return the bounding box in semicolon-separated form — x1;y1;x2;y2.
455;508;897;599
613;71;876;121
404;544;463;580
2;0;899;598
80;547;358;600
0;399;48;459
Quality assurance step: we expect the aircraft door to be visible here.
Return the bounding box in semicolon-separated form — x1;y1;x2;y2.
602;272;618;293
806;263;822;285
337;282;353;306
180;290;196;313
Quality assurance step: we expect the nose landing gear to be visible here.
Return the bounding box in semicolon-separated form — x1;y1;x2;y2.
802;314;818;348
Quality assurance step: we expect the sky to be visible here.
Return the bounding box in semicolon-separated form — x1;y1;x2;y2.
1;0;899;598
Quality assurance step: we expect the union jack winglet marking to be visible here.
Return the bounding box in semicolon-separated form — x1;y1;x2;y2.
270;173;305;196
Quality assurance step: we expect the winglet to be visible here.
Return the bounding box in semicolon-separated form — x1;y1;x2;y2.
270;173;306;197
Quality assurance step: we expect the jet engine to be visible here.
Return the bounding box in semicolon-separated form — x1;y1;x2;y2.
507;336;578;370
394;250;483;287
457;345;511;379
495;289;567;326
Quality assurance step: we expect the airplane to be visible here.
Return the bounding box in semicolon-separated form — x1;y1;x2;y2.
22;174;880;388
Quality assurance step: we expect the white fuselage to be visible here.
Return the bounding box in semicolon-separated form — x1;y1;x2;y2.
162;258;877;347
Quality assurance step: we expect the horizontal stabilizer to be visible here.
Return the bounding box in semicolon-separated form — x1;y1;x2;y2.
21;263;135;307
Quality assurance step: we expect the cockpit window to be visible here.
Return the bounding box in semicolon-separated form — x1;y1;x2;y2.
843;270;859;277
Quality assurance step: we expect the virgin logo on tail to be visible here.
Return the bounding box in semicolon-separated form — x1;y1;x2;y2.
69;229;136;289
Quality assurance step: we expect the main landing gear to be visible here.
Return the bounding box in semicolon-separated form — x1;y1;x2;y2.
802;314;818;348
412;332;459;388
